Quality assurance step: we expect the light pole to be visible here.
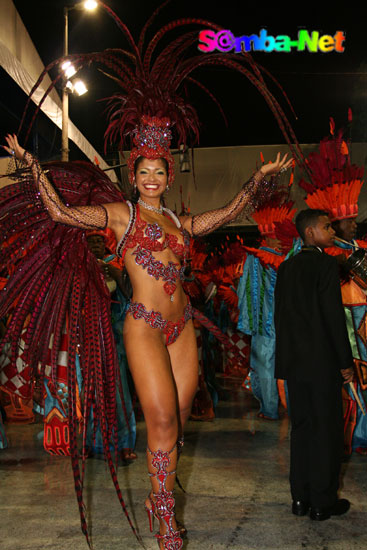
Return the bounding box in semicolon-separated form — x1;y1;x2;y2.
61;1;98;161
61;6;69;161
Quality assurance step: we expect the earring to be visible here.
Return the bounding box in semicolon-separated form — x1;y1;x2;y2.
133;179;137;192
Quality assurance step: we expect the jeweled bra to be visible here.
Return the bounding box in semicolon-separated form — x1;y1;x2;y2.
116;202;190;298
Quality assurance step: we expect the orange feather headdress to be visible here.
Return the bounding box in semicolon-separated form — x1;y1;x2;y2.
251;189;296;238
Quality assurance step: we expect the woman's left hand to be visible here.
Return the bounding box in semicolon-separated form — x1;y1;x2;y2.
259;153;293;177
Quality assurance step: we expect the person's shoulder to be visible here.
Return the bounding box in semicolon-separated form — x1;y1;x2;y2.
281;249;330;271
277;252;299;277
320;251;338;266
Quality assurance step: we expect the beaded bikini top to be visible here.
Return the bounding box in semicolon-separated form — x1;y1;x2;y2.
116;202;190;299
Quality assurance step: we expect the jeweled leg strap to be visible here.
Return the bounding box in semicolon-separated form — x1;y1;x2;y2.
147;445;183;550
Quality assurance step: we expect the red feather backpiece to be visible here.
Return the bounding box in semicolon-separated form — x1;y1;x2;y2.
0;162;141;545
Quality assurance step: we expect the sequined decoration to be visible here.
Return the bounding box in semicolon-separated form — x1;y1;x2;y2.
132;246;184;296
147;445;183;549
133;116;172;151
145;223;163;242
191;174;276;237
127;301;192;345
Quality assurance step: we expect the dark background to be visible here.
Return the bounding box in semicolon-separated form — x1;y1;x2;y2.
1;0;366;164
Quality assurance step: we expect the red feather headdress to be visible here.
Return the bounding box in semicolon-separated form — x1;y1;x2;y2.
18;1;306;189
299;118;364;221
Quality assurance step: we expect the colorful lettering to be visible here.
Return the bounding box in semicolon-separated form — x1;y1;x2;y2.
318;35;335;52
274;36;292;52
334;31;346;52
198;29;346;54
235;34;257;53
216;30;235;52
198;30;218;53
297;30;319;52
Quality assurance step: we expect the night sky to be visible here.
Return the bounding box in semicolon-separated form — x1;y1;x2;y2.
4;0;367;161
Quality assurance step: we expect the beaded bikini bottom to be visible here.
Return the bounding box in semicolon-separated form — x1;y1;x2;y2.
126;300;193;346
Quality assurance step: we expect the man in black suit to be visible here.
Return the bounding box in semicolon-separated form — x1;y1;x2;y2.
274;209;354;521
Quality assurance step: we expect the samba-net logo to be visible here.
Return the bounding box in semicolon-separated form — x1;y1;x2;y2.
198;29;346;53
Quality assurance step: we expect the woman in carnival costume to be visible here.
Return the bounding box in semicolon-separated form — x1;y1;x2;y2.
4;127;291;550
0;3;297;548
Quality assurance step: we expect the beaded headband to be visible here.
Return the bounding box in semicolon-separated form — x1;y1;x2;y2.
127;116;175;186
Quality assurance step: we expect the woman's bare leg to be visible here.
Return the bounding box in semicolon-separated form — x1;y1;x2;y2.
168;319;199;433
123;316;182;546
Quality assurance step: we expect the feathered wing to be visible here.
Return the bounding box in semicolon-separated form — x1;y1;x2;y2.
0;161;141;545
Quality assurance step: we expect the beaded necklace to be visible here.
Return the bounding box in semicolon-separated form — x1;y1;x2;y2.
138;198;163;215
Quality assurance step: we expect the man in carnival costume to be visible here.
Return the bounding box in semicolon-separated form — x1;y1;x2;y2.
299;118;367;456
0;2;297;547
237;188;296;419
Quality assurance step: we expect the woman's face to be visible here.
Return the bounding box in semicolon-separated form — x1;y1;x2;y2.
135;158;168;201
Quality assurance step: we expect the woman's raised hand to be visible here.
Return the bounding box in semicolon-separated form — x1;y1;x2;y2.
259;153;293;177
3;134;25;161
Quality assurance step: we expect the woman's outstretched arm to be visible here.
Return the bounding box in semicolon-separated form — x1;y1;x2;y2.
181;153;293;237
3;134;126;231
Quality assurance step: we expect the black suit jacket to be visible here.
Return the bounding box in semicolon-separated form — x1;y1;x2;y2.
274;248;353;383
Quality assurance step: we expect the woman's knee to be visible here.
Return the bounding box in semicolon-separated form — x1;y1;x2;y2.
179;403;193;419
146;410;178;440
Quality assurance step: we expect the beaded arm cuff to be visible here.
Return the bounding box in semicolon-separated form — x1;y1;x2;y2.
191;171;275;237
23;151;108;229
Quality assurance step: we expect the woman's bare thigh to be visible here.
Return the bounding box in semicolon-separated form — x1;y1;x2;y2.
123;315;179;438
167;319;199;414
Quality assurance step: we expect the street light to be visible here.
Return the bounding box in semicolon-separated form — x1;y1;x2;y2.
61;1;98;161
73;80;88;96
84;0;98;9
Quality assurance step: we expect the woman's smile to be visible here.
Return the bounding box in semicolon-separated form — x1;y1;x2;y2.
135;158;168;203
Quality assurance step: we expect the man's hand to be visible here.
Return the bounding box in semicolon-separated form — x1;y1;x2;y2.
341;367;354;384
105;264;122;282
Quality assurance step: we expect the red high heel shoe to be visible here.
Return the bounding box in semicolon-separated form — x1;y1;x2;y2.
145;493;156;533
145;492;187;537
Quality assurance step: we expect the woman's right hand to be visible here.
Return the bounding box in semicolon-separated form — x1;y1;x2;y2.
3;134;25;160
259;153;293;178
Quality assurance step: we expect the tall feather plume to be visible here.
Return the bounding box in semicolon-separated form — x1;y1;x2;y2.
18;2;302;165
